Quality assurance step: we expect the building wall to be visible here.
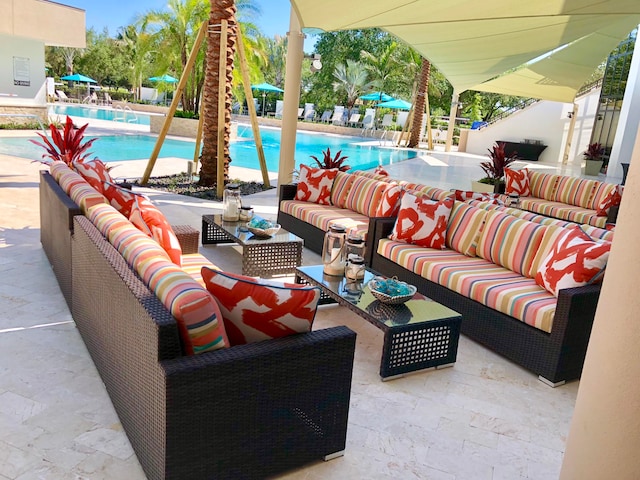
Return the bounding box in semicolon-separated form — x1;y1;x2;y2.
0;34;45;100
463;89;600;167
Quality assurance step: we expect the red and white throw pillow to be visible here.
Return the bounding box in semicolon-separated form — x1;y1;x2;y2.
504;168;530;196
535;225;611;297
390;192;454;249
375;183;403;217
294;164;339;205
596;184;623;216
129;195;182;266
73;159;113;195
103;181;138;217
453;189;504;205
201;268;321;346
374;165;389;176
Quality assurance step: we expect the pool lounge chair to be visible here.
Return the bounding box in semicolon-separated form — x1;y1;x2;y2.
297;107;305;120
302;103;316;121
347;112;361;127
319;110;332;123
379;113;395;139
361;108;376;136
396;111;409;128
331;106;345;125
56;90;78;103
274;100;284;119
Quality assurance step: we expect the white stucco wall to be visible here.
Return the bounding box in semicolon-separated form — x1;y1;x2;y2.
463;89;600;167
0;33;45;101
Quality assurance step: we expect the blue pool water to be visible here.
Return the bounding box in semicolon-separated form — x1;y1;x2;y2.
0;126;417;172
49;104;151;125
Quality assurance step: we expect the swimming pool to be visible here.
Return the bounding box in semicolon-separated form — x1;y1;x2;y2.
49;104;151;126
0;126;417;172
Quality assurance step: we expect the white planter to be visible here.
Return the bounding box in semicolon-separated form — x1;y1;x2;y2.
584;159;604;176
471;180;496;193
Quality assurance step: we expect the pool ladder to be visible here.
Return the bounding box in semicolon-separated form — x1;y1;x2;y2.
113;105;139;123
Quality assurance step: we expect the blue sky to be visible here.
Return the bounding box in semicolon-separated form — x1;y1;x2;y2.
63;0;295;41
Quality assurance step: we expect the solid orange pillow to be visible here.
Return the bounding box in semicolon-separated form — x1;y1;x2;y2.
294;164;339;205
129;196;183;266
390;192;454;249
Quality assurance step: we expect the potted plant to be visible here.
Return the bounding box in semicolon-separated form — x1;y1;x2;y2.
310;147;350;171
583;142;605;176
472;142;517;193
30;115;97;166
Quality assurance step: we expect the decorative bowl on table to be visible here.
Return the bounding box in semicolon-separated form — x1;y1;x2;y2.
367;276;417;304
247;218;281;238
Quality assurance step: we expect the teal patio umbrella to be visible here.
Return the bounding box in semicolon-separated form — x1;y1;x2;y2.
149;74;179;104
61;73;97;97
376;98;411;110
251;83;285;115
359;91;394;102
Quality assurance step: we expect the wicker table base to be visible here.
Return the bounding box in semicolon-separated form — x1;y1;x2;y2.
202;214;303;277
296;265;462;380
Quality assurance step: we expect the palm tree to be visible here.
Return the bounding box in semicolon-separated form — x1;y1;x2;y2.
408;58;430;148
199;0;239;187
332;59;374;108
360;42;399;96
116;25;156;101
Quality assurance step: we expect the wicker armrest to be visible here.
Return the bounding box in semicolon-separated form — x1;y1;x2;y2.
607;205;619;224
279;183;298;202
172;224;199;254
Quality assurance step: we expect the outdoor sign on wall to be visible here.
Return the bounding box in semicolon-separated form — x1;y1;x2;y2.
13;57;30;87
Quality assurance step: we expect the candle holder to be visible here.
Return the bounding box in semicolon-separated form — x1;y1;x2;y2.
321;224;347;276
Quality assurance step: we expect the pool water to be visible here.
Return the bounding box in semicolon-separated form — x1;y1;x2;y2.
49;104;151;125
0;125;417;172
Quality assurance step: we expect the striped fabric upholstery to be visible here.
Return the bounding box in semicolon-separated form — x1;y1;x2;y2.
50;161;70;181
86;203;132;236
528;225;567;278
377;239;557;332
469;200;575;227
300;204;370;239
330;171;355;207
279;200;314;222
518;199;607;227
353;170;393;182
57;168;87;193
553;176;596;208
528;172;559;200
107;223;171;268
476;210;548;277
137;256;228;354
343;176;388;216
181;253;220;287
589;181;618;210
446;201;487;257
412;185;452;201
581;224;615;242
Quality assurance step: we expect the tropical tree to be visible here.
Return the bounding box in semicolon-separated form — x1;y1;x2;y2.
332;59;373;108
408;58;431;148
359;41;400;97
199;0;239;187
115;24;157;99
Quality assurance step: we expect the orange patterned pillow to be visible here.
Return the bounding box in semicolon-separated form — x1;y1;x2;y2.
201;268;321;346
596;184;623;216
390;192;454;249
129;196;182;266
535;225;611;297
74;160;113;195
505;168;530;196
453;189;504;205
375;183;403;217
294;164;338;205
103;181;137;217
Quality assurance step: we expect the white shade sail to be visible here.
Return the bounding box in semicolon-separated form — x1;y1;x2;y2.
290;0;640;101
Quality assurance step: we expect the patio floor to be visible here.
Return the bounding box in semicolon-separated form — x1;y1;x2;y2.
0;134;589;479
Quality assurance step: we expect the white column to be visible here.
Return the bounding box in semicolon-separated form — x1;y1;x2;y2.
278;9;304;187
607;33;640;181
560;127;640;478
445;90;459;152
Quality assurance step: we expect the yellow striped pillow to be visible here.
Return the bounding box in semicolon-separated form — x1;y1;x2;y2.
343;177;388;217
330;171;355;207
553;177;596;208
527;224;565;278
446;201;487;257
529;172;560;200
476;210;548;276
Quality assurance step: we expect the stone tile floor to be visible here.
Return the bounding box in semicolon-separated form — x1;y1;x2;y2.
0;146;584;479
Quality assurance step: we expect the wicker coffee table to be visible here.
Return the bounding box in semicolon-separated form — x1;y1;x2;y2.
296;265;462;380
202;214;303;277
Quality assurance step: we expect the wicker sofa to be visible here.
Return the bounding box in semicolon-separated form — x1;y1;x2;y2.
40;167;357;480
277;170;452;265
505;169;621;227
370;198;612;386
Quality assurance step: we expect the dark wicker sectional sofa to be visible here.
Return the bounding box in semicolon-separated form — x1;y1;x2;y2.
40;170;357;480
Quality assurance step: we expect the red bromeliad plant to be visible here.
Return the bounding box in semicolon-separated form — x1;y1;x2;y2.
310;147;350;172
584;142;604;160
479;142;517;185
30;115;97;166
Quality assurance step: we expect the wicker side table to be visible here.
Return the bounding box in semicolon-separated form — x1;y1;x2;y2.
202;214;303;277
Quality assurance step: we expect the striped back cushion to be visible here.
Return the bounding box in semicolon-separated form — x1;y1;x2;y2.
50;160;71;181
330;171;355;207
528;224;566;278
553;177;596;208
107;223;171;267
581;224;614;242
57;168;108;213
413;185;452;201
476;210;548;277
528;172;559;200
138;257;228;355
87;203;132;237
343;176;388;217
589;181;618;210
446;201;487;257
354;170;392;182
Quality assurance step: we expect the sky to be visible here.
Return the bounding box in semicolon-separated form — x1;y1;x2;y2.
62;0;303;45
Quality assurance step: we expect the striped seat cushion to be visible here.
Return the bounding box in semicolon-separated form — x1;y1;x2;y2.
279;200;315;222
476;210;548;277
303;205;370;239
519;199;607;227
343;176;389;217
330;171;355;207
376;239;557;332
552;176;596;208
446;201;487;257
181;253;221;287
528;172;560;200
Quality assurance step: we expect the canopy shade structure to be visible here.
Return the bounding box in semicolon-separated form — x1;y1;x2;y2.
251;82;284;93
359;91;394;102
376;98;411;109
149;74;178;83
61;73;96;83
289;0;640;102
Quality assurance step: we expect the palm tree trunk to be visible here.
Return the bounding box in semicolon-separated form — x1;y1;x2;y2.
408;59;430;148
199;0;238;187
